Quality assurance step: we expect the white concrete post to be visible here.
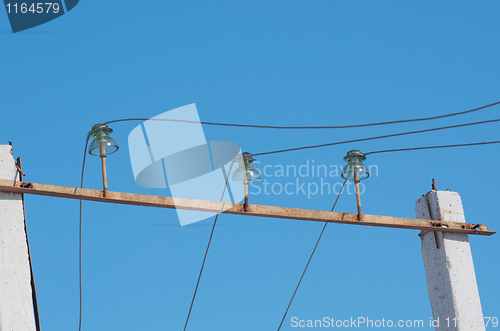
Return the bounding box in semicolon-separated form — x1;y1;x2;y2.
416;190;485;331
0;145;36;331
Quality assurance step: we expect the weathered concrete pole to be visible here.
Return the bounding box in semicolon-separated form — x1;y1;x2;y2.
0;145;36;330
416;190;485;331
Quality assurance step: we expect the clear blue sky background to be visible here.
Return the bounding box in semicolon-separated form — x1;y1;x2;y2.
1;1;499;330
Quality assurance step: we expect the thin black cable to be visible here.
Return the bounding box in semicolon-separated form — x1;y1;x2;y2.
78;134;90;331
365;140;500;156
183;214;219;331
101;100;500;130
254;117;500;156
276;178;348;331
183;160;236;331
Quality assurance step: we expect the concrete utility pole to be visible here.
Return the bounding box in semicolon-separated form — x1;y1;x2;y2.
416;190;485;331
0;145;36;331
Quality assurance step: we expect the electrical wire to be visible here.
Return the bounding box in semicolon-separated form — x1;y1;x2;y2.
183;160;236;331
276;178;348;331
101;100;500;130
364;140;500;156
183;214;219;331
253;117;500;156
78;133;91;331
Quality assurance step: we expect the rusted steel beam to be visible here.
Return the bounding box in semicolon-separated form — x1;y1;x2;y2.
0;179;495;236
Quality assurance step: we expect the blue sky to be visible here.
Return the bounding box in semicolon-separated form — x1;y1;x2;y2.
1;1;499;330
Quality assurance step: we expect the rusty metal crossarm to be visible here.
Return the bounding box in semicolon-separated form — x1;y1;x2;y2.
0;179;494;236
